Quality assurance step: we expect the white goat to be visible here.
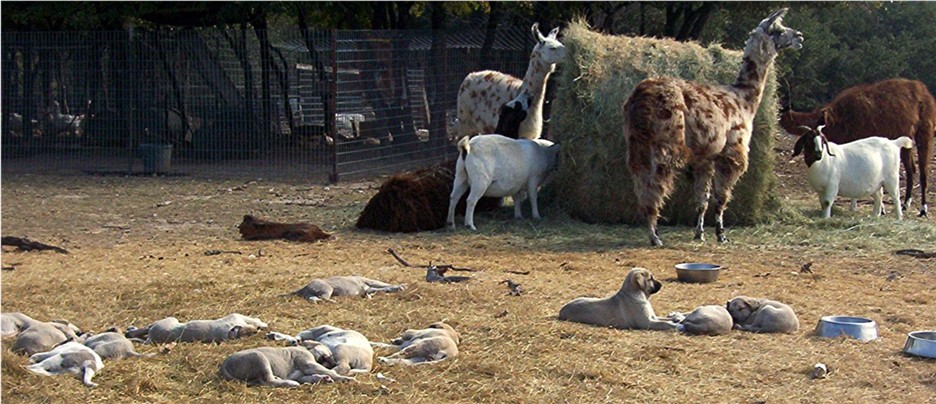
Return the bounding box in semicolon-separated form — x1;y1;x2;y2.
792;125;913;219
446;134;560;230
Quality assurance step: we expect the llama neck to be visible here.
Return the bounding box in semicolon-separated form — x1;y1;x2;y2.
733;31;778;114
520;56;554;110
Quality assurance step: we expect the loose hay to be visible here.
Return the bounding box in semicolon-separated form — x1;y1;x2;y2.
547;20;782;225
355;159;501;233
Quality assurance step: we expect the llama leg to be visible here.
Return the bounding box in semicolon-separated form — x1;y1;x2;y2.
691;161;715;241
900;147;914;212
917;143;929;217
632;166;674;247
712;151;747;242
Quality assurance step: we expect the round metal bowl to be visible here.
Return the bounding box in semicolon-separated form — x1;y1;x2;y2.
674;263;722;283
815;316;878;342
903;331;936;359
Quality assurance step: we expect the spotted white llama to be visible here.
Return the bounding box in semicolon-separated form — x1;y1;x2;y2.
623;8;803;246
456;23;566;140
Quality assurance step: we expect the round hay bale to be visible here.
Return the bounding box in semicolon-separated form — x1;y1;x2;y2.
546;20;782;226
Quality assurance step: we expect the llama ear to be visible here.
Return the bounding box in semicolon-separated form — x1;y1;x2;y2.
532;23;545;42
759;8;788;30
548;26;560;38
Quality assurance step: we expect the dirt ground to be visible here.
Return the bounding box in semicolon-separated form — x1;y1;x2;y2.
2;133;935;403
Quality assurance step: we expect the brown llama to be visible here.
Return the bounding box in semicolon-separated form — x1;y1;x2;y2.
623;9;803;246
780;78;936;217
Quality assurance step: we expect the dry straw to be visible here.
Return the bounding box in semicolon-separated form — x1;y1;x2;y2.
546;20;782;226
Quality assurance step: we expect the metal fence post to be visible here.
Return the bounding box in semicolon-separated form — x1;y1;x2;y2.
127;25;136;174
328;30;339;183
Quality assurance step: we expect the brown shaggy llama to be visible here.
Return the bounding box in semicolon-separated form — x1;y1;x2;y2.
623;9;803;246
238;215;332;242
779;78;936;217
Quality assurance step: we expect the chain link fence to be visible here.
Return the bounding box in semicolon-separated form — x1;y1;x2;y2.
1;27;535;181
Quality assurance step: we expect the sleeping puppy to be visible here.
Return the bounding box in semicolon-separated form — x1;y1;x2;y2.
670;305;734;336
219;342;355;388
80;332;155;360
266;325;374;375
558;267;680;331
726;296;799;333
12;320;82;356
2;312;41;338
27;341;104;387
126;313;268;344
373;321;460;366
287;276;404;303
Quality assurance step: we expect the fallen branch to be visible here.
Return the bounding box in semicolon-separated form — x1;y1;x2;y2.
204;250;242;256
895;249;936;259
386;248;478;272
1;236;68;254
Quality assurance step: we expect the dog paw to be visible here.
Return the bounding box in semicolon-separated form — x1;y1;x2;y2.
676;324;686;332
377;356;390;364
667;312;686;323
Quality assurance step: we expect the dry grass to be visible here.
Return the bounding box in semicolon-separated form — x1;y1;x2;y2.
2;138;935;402
547;20;781;226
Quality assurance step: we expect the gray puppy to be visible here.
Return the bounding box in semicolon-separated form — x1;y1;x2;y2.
12;320;82;356
726;296;799;333
558;268;680;331
287;276;404;303
219;342;355;388
373;321;460;366
670;305;734;336
127;313;268;344
2;312;41;338
267;325;374;375
80;332;154;360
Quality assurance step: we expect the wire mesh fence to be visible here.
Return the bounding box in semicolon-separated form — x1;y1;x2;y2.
1;27;535;181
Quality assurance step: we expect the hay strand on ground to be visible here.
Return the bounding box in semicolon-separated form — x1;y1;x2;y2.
546;20;782;225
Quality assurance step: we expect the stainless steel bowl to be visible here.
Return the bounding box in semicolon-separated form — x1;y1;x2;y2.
903;331;936;359
815;316;878;342
674;263;722;283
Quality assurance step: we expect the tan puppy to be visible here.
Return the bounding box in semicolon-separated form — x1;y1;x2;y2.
27;341;104;387
12;320;82;356
373;322;460;366
558;268;680;331
288;276;404;303
670;305;734;336
219;342;354;388
267;325;374;375
127;313;268;344
726;296;799;333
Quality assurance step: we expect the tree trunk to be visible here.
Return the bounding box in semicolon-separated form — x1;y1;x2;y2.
428;2;448;153
252;15;273;152
479;2;502;71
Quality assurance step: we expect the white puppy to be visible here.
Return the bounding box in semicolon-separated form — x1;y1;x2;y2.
2;312;41;338
287;276;404;303
27;341;105;387
127;313;268;344
373;321;460;366
81;332;154;360
726;296;799;334
219;342;355;388
267;325;374;375
12;320;82;356
558;268;680;331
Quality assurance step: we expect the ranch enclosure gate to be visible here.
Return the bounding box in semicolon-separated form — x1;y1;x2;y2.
1;27;535;180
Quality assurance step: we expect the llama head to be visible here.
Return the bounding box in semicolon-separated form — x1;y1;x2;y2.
531;23;566;68
745;8;803;62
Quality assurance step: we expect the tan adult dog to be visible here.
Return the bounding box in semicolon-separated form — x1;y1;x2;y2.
219;342;355;388
126;313;268;344
12;320;82;356
558;267;680;331
373;321;460;366
670;305;734;336
287;276;404;303
726;296;799;333
266;325;374;375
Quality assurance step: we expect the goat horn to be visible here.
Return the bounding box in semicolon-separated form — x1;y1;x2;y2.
796;125;814;133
